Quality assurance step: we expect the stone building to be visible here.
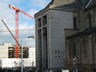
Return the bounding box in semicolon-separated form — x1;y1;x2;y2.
65;0;96;72
35;0;96;72
35;0;76;72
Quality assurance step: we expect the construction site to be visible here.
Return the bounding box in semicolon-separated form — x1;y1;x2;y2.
1;0;96;72
0;0;36;72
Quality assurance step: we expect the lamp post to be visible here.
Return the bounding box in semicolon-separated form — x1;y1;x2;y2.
21;36;35;72
24;35;35;72
27;36;35;39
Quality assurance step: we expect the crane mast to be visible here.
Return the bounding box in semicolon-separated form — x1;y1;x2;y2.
16;11;19;58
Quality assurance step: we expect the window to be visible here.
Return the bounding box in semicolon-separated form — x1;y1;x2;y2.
73;17;77;29
8;47;15;58
73;42;77;58
55;50;61;58
38;18;41;27
87;13;92;27
42;15;47;26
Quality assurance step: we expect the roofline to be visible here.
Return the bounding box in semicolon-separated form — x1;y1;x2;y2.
34;7;77;18
66;27;96;40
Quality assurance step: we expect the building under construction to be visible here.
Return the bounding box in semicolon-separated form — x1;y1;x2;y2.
0;43;36;72
8;46;29;58
0;43;29;58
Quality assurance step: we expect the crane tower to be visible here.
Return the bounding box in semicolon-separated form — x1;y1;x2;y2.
9;5;34;58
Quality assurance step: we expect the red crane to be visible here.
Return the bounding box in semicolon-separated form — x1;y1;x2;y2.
9;5;34;58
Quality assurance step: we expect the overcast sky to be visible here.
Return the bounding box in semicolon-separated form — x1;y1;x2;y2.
0;0;51;47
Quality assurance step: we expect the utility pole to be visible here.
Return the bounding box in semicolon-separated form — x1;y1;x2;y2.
21;41;23;72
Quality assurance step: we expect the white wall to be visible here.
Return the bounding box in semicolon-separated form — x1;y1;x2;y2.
0;58;35;68
0;43;11;58
29;47;36;66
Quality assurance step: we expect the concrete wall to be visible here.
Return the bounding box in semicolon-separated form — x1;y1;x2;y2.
0;43;11;58
0;58;35;68
48;10;73;68
35;9;74;70
29;47;36;66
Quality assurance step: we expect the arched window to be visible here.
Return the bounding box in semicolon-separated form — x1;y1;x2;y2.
87;13;92;27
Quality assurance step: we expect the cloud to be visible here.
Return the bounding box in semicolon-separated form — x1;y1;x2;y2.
21;9;38;20
0;0;51;47
0;22;35;47
30;0;51;9
0;0;15;30
20;22;35;30
28;9;38;17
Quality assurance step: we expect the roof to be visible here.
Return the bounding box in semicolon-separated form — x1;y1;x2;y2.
55;2;82;11
35;0;78;17
67;27;96;39
35;0;96;17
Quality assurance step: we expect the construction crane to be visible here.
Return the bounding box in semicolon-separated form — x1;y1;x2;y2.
9;5;34;58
